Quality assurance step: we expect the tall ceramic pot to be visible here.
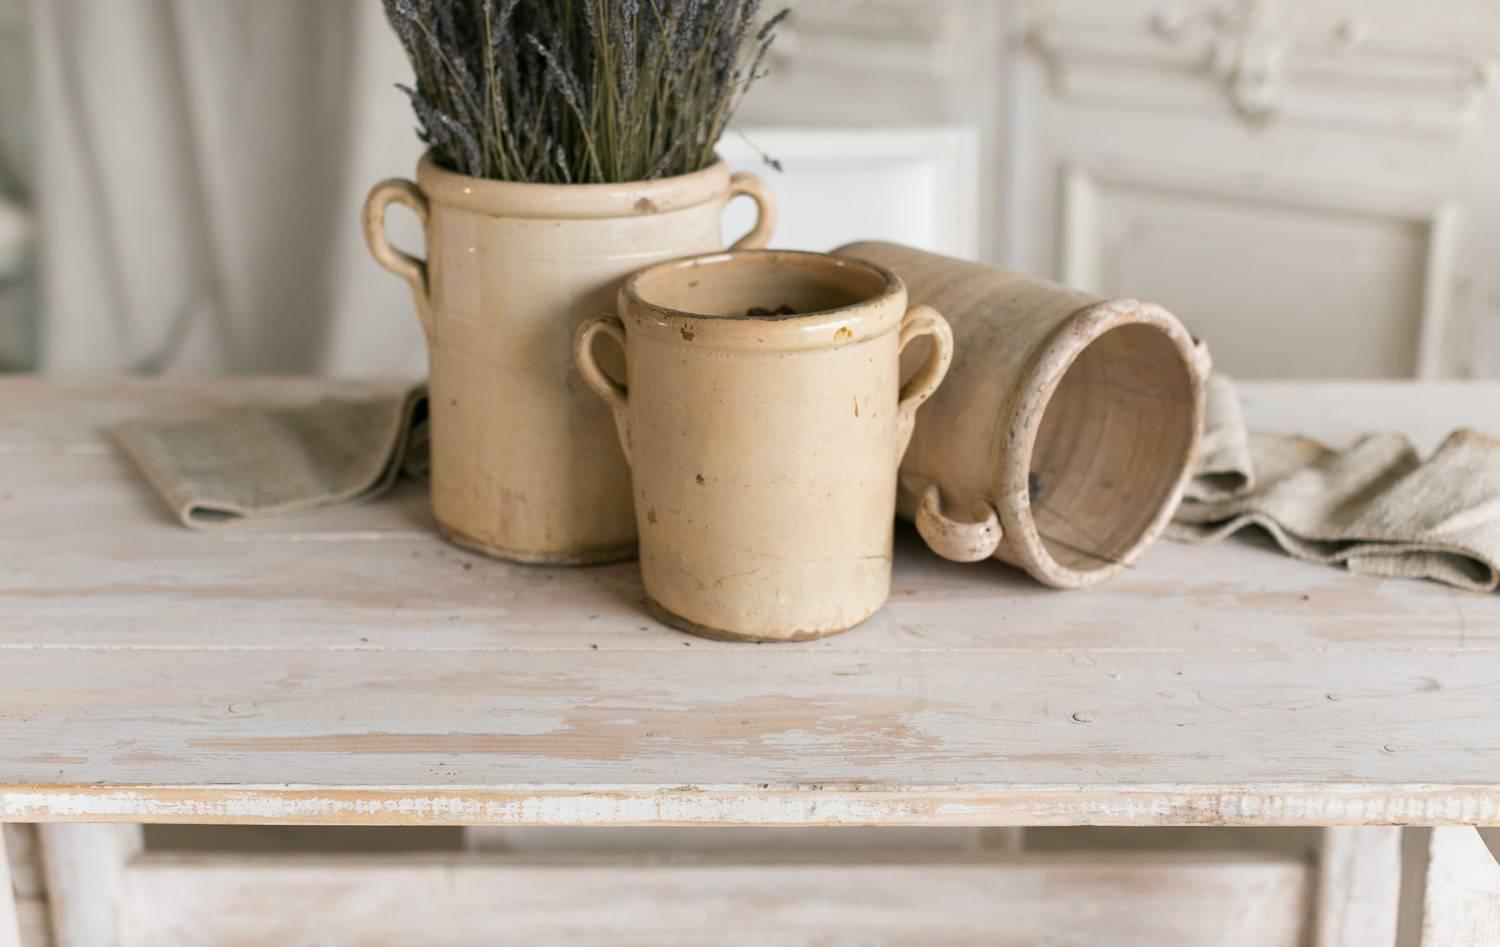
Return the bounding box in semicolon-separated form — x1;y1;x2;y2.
363;154;776;564
836;242;1208;589
575;250;953;641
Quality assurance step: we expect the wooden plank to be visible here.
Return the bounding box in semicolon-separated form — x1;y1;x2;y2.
1420;827;1500;945
3;449;1496;658
6;484;1491;655
2;826;48;947
463;825;1023;855
464;826;990;855
2;379;1499;827
117;852;1311;947
0;828;39;905
1314;827;1401;947
3;379;1496;656
39;825;141;947
1;825;22;947
15;904;48;947
15;905;47;947
1397;828;1433;947
3;645;1500;825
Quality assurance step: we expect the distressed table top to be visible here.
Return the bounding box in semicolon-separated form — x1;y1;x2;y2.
2;378;1499;828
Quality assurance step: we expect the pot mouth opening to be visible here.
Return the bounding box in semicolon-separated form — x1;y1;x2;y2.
416;151;732;218
623;250;902;324
1000;304;1202;587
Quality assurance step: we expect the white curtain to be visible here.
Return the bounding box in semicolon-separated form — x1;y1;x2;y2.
28;0;429;377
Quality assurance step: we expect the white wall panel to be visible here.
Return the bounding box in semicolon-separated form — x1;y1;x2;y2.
1019;0;1500;378
1061;161;1453;378
720;127;980;259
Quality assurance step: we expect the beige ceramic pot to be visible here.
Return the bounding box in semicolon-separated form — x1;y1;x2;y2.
363;154;775;564
575;250;953;641
836;242;1207;589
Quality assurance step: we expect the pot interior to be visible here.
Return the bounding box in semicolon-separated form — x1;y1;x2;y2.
632;252;892;319
1026;323;1197;574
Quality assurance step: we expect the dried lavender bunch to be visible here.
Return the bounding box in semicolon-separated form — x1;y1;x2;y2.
384;0;788;184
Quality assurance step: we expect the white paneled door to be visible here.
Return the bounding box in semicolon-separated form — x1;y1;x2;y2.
1018;0;1500;378
744;0;1500;378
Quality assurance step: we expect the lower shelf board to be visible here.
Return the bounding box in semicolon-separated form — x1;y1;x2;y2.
118;850;1310;947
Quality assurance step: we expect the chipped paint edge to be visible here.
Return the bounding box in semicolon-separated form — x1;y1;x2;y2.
4;784;1499;827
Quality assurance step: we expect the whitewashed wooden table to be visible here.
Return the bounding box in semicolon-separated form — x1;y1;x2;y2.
2;378;1499;946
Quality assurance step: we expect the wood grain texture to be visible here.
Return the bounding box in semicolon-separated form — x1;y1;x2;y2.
463;826;998;855
1420;827;1500;945
117;852;1310;947
1314;827;1401;947
37;825;140;947
2;378;1499;827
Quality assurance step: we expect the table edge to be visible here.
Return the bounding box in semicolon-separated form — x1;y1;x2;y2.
5;783;1498;827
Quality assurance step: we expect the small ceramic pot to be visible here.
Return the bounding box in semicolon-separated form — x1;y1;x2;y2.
575;250;953;641
836;242;1208;589
363;154;775;564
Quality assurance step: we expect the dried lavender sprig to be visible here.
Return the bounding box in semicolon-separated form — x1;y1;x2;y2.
385;0;788;184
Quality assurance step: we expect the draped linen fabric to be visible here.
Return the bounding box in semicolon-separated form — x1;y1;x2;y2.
28;0;428;377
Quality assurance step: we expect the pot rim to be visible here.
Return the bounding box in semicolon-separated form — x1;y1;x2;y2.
415;151;733;219
618;249;907;352
995;298;1205;588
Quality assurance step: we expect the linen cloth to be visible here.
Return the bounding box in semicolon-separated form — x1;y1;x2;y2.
115;374;1500;593
116;386;426;527
1172;376;1500;592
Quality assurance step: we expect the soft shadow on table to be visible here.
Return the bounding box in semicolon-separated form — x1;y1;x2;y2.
889;520;1039;592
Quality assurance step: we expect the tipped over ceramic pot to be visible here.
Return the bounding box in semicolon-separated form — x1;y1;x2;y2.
836;242;1208;589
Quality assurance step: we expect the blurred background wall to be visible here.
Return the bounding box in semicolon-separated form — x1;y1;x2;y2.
2;0;1499;379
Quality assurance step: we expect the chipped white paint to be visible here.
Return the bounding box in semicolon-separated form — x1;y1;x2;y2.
1;379;1499;829
37;824;140;947
115;852;1311;947
1314;827;1401;947
5;788;1500;830
1420;827;1500;945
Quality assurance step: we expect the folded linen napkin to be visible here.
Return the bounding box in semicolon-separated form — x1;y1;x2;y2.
116;386;428;528
1172;376;1500;592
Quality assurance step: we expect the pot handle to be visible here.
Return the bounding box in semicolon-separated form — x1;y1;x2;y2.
894;304;954;460
363;178;432;338
574;314;632;463
1191;336;1214;378
725;172;777;250
902;474;1003;563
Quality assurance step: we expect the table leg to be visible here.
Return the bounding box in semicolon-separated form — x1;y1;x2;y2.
1418;827;1500;945
1;826;22;947
1315;826;1401;947
39;824;143;947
